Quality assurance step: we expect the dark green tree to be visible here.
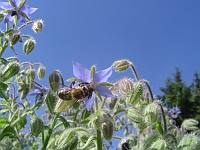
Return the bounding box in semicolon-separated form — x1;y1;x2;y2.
158;67;192;126
189;72;200;121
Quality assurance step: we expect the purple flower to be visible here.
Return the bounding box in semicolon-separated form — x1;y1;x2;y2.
0;0;37;23
168;105;181;119
73;61;114;110
28;86;48;101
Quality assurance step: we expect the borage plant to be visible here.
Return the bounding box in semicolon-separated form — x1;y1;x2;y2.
0;1;199;150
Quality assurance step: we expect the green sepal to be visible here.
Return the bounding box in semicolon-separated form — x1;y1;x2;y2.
101;82;113;86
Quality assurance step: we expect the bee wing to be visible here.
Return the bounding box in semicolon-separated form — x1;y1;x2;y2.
55;99;77;113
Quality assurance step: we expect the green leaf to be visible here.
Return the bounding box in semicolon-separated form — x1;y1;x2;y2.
57;116;70;128
56;130;78;149
0;87;8;100
0;117;9;128
4;29;13;36
0;82;8;91
0;126;18;141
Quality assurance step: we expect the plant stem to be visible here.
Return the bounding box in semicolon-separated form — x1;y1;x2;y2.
159;104;167;133
96;129;102;150
94;97;98;111
139;79;154;101
130;64;139;81
41;114;58;150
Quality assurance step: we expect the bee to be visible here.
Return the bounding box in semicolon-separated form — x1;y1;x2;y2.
57;81;94;101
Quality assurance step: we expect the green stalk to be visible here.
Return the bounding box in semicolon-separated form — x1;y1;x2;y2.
41;114;58;150
96;129;102;150
139;79;154;101
130;64;139;81
159;104;167;133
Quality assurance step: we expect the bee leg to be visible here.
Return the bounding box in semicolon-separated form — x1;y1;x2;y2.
70;80;76;88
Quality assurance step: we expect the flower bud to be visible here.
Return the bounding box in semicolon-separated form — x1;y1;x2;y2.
37;65;45;80
144;103;159;123
49;70;61;92
20;84;29;100
24;100;30;108
113;59;131;72
128;82;143;104
101;114;114;141
118;77;134;96
1;62;20;82
23;38;36;55
8;30;21;46
26;68;35;84
32;19;44;33
108;98;118;109
127;108;144;123
30;116;44;137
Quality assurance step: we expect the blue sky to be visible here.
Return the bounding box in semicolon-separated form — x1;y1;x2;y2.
12;0;200;97
1;0;200;149
3;1;200;98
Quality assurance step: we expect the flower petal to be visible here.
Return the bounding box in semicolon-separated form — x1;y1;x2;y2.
84;93;95;110
95;84;115;98
5;12;13;23
13;0;21;7
28;89;41;96
73;61;90;82
20;5;37;14
93;66;112;84
17;14;26;23
0;2;12;10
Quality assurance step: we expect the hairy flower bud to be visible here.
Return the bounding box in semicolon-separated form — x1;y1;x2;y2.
1;62;20;82
26;68;35;84
20;84;29;100
113;59;131;72
24;100;30;108
32;19;44;33
108;98;118;109
118;77;134;96
101;114;114;141
23;38;36;55
49;70;61;92
127;108;144;124
128;82;143;104
144;103;159;123
37;65;45;80
8;30;21;46
30;116;44;137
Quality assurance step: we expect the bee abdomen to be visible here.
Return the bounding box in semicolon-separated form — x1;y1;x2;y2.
58;90;72;100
